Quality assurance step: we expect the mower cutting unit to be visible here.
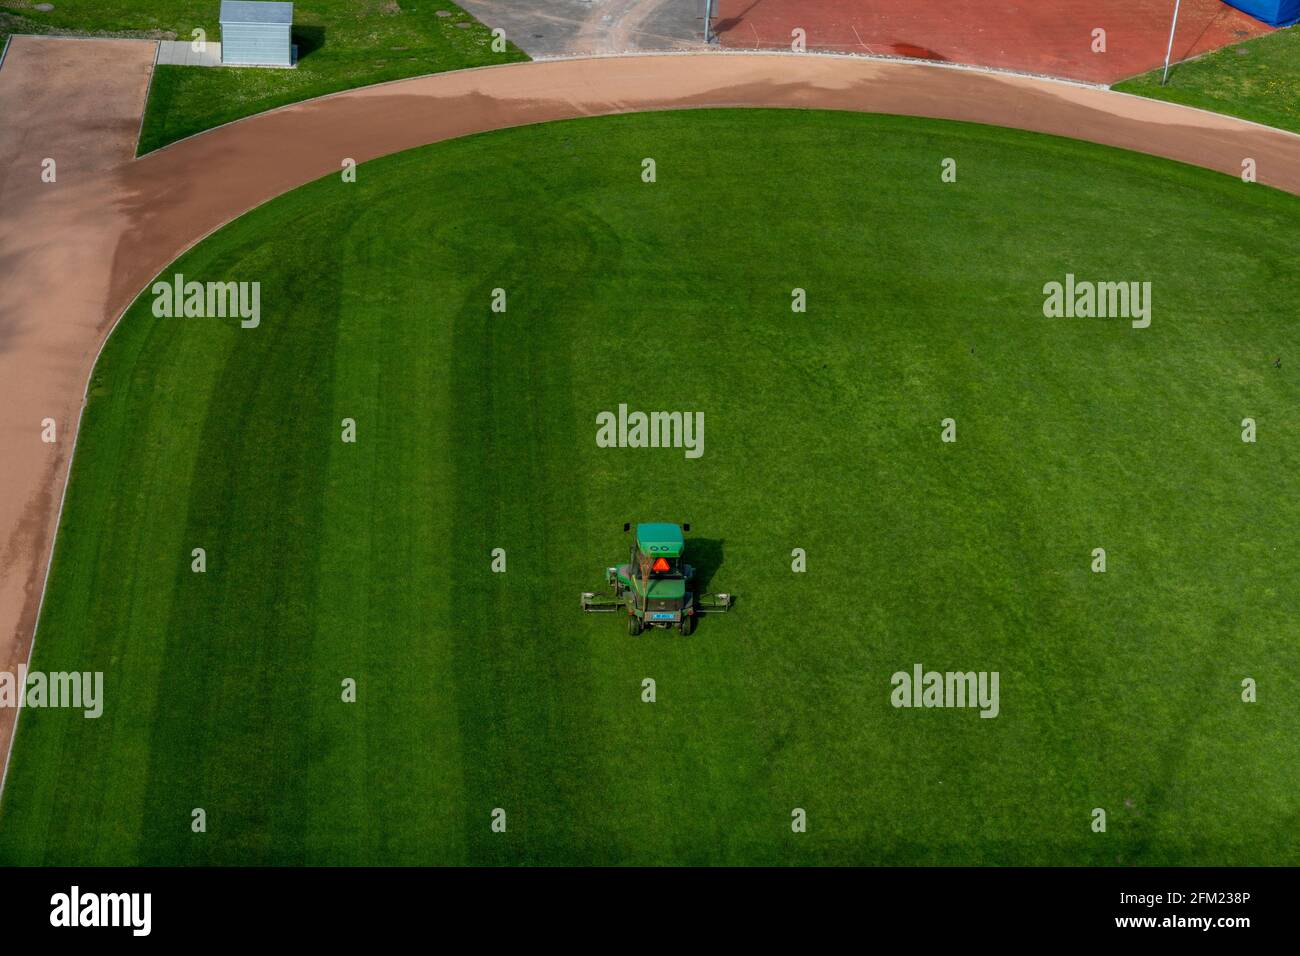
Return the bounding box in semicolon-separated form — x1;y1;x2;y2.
581;523;732;635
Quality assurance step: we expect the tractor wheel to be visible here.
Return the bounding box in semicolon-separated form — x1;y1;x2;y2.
678;614;694;636
627;613;643;636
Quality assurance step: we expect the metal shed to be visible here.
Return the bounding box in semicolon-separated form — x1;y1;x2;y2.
220;1;294;67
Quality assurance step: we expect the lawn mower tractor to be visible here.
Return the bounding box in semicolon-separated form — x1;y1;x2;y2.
581;523;732;635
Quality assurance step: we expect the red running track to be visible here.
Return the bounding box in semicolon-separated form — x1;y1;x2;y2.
714;0;1271;84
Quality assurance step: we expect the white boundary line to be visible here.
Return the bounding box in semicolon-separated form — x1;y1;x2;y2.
135;41;161;157
131;46;1300;161
0;33;165;45
1102;83;1300;141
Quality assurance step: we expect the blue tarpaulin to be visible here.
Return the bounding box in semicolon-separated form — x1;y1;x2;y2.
1223;0;1300;26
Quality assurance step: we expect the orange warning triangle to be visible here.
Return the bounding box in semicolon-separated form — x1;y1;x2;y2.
652;557;670;572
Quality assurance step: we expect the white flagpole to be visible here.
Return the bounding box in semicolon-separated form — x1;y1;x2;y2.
1162;0;1183;85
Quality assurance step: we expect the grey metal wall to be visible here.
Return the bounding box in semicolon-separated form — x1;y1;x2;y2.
221;22;291;66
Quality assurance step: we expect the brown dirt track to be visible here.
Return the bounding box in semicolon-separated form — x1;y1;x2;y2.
2;38;1300;784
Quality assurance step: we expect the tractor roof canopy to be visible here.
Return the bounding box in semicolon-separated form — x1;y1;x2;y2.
636;522;685;558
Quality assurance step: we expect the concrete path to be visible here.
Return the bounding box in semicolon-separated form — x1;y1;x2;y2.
156;40;222;67
457;0;702;57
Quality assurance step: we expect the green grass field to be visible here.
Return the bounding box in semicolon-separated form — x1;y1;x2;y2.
1116;25;1300;134
0;1;526;154
1;109;1298;865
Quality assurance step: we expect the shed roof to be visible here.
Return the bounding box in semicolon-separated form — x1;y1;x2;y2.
220;1;293;25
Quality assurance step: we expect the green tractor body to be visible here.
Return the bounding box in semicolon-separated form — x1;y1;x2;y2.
582;522;732;634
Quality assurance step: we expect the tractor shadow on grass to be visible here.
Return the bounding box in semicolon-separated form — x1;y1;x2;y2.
689;538;725;594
